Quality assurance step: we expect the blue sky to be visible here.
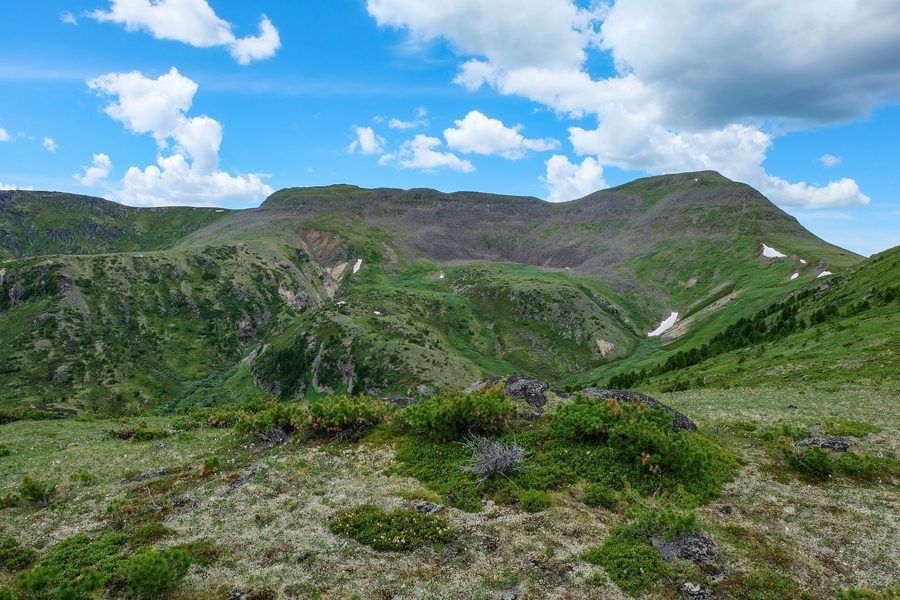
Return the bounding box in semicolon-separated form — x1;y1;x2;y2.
1;0;899;255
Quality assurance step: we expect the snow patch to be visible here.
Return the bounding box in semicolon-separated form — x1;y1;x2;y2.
761;244;786;259
800;258;808;265
648;312;678;337
373;310;382;316
790;273;799;281
352;259;363;274
817;271;833;278
438;270;446;280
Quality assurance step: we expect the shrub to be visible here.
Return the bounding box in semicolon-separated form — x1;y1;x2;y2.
783;445;835;479
19;476;54;506
822;419;880;438
71;470;95;485
0;493;19;510
0;444;9;457
16;533;127;598
0;586;13;600
399;388;515;441
125;547;192;599
394;437;483;512
206;409;239;428
462;435;526;480
329;504;453;551
518;489;552;512
583;483;620;510
199;456;222;477
171;416;201;431
111;421;169;442
0;536;36;571
584;529;668;595
308;394;386;438
235;403;306;443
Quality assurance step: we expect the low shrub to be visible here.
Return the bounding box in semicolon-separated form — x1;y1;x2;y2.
0;536;37;571
584;529;668;595
125;547;192;599
462;435;526;480
111;421;169;442
16;533;127;597
821;419;881;438
308;394;386;437
782;446;899;482
583;483;620;510
399;387;515;441
329;504;453;551
0;444;9;457
170;540;223;566
171;416;201;431
394;437;483;511
71;470;95;485
235;403;306;443
199;456;222;477
518;489;552;513
206;409;239;428
19;476;54;506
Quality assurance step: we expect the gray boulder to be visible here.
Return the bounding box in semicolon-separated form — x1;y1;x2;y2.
795;436;853;452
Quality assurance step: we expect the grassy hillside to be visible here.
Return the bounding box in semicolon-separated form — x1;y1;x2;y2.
0;172;877;410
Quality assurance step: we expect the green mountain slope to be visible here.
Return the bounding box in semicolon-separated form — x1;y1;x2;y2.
0;171;880;412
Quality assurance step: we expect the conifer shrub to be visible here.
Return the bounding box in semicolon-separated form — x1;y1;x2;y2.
583;483;620;510
16;533;127;598
399;387;515;441
0;536;36;571
235;403;307;442
308;394;386;437
518;489;552;512
18;476;54;506
125;547;192;599
329;504;453;551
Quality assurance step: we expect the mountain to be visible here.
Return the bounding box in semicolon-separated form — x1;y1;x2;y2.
0;172;876;413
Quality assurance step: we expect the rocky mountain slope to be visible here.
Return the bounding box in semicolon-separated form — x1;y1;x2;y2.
0;172;877;412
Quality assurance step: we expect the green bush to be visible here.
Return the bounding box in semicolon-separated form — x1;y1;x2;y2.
0;586;13;600
329;504;453;551
200;456;222;476
234;402;306;442
16;533;127;598
822;419;881;438
0;536;36;571
584;529;668;595
583;483;619;510
308;394;386;437
71;470;95;485
171;416;201;431
0;444;10;457
125;547;192;599
206;409;239;428
19;476;54;506
518;489;552;512
111;421;169;442
399;388;515;441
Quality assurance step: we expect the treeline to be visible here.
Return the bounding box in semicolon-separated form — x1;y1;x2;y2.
608;284;899;389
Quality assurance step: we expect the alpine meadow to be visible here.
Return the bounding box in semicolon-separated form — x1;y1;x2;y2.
1;1;898;599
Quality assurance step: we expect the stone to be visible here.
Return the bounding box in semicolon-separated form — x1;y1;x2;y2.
653;532;721;575
795;436;853;452
504;375;551;408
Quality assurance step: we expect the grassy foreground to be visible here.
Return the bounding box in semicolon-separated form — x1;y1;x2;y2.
0;384;897;599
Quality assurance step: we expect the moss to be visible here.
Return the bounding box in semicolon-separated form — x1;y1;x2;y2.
329;504;453;551
583;484;620;510
518;489;552;513
584;529;668;596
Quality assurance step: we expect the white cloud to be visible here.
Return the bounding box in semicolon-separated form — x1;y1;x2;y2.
0;182;33;191
380;134;474;173
348;126;386;155
0;128;9;142
389;107;428;130
367;0;888;209
90;0;280;64
443;110;558;159
42;137;57;152
542;155;606;202
87;68;272;206
75;153;112;186
60;11;78;25
820;154;842;168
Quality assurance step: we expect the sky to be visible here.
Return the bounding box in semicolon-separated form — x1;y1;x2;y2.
1;1;899;256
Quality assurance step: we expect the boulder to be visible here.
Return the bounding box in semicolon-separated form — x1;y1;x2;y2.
504;375;551;408
795;437;853;452
579;388;697;432
653;532;721;575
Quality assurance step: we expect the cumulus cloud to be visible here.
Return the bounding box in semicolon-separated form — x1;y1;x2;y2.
43;137;57;152
367;0;891;209
379;134;474;172
60;11;78;25
87;68;272;206
75;153;112;186
90;0;280;64
444;110;558;159
542;155;606;202
348;126;386;155
820;154;842;168
0;128;9;142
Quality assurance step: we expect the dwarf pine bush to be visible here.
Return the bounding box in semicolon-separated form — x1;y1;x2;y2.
400;388;515;441
308;394;387;437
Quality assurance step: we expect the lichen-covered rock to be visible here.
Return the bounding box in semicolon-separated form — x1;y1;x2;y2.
795;436;853;452
681;581;715;599
653;532;722;575
504;375;550;408
579;388;698;431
